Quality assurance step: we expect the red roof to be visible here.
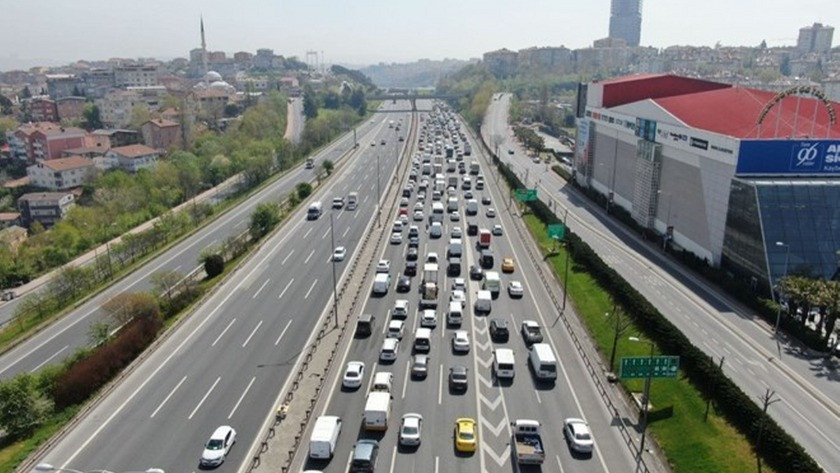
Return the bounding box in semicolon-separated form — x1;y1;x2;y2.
655;86;840;139
599;74;730;108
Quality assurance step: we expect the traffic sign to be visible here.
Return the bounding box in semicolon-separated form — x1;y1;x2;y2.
547;224;565;240
515;188;538;202
620;356;679;379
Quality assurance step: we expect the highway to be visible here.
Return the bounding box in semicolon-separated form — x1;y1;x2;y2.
0;106;394;381
25;103;416;472
484;92;840;469
292;106;639;473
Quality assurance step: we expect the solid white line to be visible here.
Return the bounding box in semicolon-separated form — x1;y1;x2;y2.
305;279;318;299
228;376;256;419
275;320;293;346
438;365;443;405
402;360;410;399
342;226;350;238
278;279;294;299
556;454;566;472
364;361;379;395
435;456;439;473
388;446;397;473
211;318;236;347
150;376;187;418
201;239;218;253
534;390;542;404
189;376;221;419
281;249;295;265
252;279;270;299
242;320;263;348
303;227;313;239
30;345;68;373
304;249;315;264
322;227;330;239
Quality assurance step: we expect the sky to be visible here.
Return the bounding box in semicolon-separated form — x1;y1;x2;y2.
0;0;838;71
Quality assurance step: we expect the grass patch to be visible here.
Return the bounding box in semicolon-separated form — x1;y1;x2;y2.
523;214;775;473
0;406;80;472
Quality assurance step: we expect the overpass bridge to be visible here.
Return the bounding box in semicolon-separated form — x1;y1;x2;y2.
368;93;463;111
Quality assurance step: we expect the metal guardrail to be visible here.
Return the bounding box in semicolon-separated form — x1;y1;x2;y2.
471;125;652;472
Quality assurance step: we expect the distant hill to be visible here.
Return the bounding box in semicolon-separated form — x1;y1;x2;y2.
360;58;479;89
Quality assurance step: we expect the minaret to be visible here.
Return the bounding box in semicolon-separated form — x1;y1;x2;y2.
201;16;208;78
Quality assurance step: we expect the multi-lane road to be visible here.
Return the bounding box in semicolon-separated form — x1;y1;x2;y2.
484;92;840;469
26;102;419;472
292;107;640;473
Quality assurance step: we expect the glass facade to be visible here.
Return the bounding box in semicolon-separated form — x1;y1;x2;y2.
722;178;840;294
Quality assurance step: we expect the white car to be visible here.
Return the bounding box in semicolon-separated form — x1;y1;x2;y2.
449;212;461;222
563;418;594;453
486;208;496;218
376;260;391;273
420;309;437;328
399;413;423;446
387;320;405;339
400;197;410;207
413;210;424;221
452;330;470;353
342;361;365;389
450;290;466;307
429;222;442;238
200;425;237;467
333;246;347;262
451;278;466;292
392;299;409;318
426;252;439;264
508;281;524;298
380;338;399;361
451;227;463;239
390;232;403;244
414;202;424;212
492;224;503;236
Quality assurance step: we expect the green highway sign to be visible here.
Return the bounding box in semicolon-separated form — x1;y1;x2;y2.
547;224;565;240
515;188;538;202
620;356;680;379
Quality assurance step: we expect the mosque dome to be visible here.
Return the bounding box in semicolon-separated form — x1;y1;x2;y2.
204;71;222;82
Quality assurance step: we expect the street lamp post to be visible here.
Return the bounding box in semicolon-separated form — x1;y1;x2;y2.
329;212;339;329
35;463;164;473
376;154;381;228
561;208;570;314
628;336;655;459
774;241;791;334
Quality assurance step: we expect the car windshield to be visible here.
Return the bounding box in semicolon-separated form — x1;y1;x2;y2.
576;431;592;440
460;430;475;440
453;372;466;380
403;425;418;435
207;439;224;450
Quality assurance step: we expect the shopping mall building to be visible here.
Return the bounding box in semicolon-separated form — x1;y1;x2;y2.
573;74;840;294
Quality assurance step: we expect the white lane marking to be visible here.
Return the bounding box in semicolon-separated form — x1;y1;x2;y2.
438;364;443;405
303;227;313;239
434;456;439;473
304;249;315;264
363;361;379;395
322;227;330;240
388;446;397;473
30;345;68;372
281;249;295;265
305;279;318;299
278;279;294;299
252;279;270;299
211;318;236;347
402;360;410;399
556;454;566;472
228;376;256;419
534;390;542;404
201;239;218;253
150;376;187;418
189;376;221;419
343;226;350;238
274;320;292;346
242;320;264;348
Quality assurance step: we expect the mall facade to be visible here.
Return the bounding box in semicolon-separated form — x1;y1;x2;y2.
573;74;840;294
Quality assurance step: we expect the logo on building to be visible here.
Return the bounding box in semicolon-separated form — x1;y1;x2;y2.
790;142;821;170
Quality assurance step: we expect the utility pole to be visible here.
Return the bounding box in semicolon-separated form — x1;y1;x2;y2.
329;212;339;328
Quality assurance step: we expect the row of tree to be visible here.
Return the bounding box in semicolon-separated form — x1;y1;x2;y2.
778;275;840;346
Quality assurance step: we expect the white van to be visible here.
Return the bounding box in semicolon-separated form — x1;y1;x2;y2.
307;201;323;220
529;343;558;380
372;273;391;295
447;197;458;212
466;199;478;215
432;202;445;214
414;327;432;352
447;301;463;326
371;372;393;393
483;271;501;295
475;290;492;314
493;348;515;379
309;415;342;459
364;391;393;431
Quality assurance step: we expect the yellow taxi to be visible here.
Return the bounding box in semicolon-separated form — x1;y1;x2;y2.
501;257;515;273
454;417;478;452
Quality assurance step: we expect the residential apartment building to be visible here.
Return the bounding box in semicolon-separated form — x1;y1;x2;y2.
609;0;643;47
141;119;182;151
103;144;159;172
114;64;159;88
96;87;166;127
22;97;59;122
5;123;87;163
483;49;519;77
46;74;83;99
18;192;75;228
91;129;141;148
797;23;834;54
56;96;87;123
27;156;95;190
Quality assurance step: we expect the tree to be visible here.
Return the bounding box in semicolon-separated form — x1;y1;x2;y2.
250;202;280;239
203;253;225;278
296;182;313;200
82;103;103;130
101;292;160;327
129;104;153;130
0;95;13;115
323;90;341;109
303;86;318;119
322;159;334;175
150;269;185;302
0;372;53;439
21;86;32;99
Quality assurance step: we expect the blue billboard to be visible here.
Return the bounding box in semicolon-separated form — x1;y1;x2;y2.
737;140;840;175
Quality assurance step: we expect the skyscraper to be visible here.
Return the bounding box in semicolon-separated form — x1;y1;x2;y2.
609;0;642;47
797;22;834;54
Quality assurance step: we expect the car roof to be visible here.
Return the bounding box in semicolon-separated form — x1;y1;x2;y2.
383;338;398;347
211;425;233;438
491;318;507;327
451;364;467;373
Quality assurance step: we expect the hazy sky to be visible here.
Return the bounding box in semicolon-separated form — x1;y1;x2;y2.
1;0;837;70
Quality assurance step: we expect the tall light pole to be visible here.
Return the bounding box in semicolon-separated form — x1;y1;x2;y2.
376;154;381;228
774;241;790;334
629;336;655;460
561;208;570;314
329;211;339;328
35;463;164;473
